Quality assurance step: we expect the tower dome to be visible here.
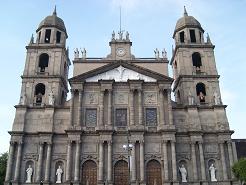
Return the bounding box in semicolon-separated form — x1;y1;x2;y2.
173;7;204;37
36;7;67;37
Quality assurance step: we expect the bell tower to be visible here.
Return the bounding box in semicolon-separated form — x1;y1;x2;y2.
171;7;222;106
20;7;70;107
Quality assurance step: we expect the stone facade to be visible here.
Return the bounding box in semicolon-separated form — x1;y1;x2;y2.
5;8;239;185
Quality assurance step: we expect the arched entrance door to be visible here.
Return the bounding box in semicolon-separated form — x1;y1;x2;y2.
82;160;97;185
146;160;162;185
114;160;129;185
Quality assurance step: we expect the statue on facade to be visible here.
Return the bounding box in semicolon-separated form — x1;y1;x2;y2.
188;91;194;105
199;92;205;102
74;48;79;58
154;48;159;59
56;165;63;183
179;164;187;182
209;163;217;182
112;31;115;40
36;93;43;105
82;48;86;59
48;90;55;105
126;31;130;41
19;93;26;105
213;91;221;105
118;31;123;40
162;48;167;59
26;165;33;183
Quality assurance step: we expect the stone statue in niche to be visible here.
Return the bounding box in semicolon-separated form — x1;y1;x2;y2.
56;165;63;183
188;91;194;105
48;90;55;105
199;92;205;102
209;163;217;182
36;93;43;104
19;93;26;105
26;165;33;183
213;91;221;105
179;164;187;182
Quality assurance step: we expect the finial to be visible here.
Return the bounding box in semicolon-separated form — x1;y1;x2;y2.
29;34;34;44
184;6;188;16
53;5;57;16
207;33;211;44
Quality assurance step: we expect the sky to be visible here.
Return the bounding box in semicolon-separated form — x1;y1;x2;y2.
0;0;245;154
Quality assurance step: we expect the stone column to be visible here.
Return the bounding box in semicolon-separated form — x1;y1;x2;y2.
77;90;83;126
220;142;228;180
107;141;112;182
159;89;165;126
65;141;72;181
69;90;75;126
140;140;145;182
162;141;168;181
129;89;135;126
138;90;143;125
166;89;173;125
131;142;136;181
227;141;234;178
198;142;206;180
191;142;197;181
99;91;104;127
108;90;112;126
5;141;15;182
98;141;104;181
171;141;177;181
36;142;44;182
44;143;52;182
14;142;23;181
74;141;81;182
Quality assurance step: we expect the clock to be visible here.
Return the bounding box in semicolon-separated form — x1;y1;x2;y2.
116;47;126;56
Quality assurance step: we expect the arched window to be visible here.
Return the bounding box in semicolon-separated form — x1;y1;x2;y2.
39;53;49;72
196;83;206;103
192;52;202;68
146;160;162;185
176;90;181;104
35;83;45;105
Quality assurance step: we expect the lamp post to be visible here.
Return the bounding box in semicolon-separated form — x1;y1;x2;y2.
123;132;133;185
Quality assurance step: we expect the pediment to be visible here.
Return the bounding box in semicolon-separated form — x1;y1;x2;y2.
86;65;156;82
69;61;173;83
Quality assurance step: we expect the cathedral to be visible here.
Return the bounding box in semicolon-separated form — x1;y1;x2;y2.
5;7;239;185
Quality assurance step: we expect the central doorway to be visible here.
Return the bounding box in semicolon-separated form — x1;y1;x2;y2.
146;160;162;185
114;160;129;185
81;160;97;185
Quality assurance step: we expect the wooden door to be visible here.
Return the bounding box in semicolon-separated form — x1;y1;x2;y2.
146;160;162;185
82;160;97;185
114;160;129;185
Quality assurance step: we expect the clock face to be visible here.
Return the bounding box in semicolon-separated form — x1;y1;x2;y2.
116;47;126;56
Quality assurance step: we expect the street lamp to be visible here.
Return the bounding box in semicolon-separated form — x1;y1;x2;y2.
123;133;133;185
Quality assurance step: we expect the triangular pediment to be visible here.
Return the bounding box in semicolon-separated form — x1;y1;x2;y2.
69;61;173;83
86;65;156;82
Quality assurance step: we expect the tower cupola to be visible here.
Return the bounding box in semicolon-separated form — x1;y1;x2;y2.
173;7;204;44
36;7;67;45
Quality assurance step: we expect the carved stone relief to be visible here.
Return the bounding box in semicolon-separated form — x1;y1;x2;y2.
146;143;160;153
144;92;157;104
114;92;128;104
85;92;98;104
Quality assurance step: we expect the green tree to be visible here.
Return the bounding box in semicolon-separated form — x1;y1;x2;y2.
232;158;246;185
0;152;8;185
